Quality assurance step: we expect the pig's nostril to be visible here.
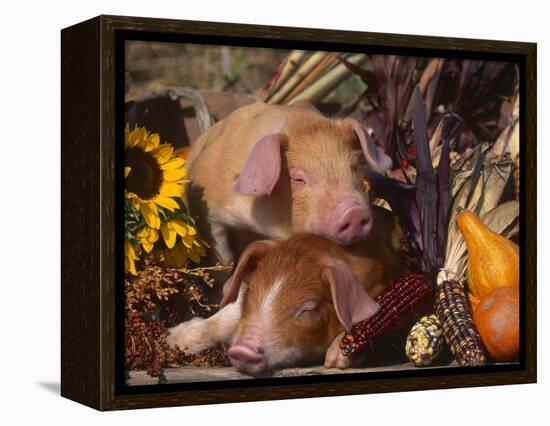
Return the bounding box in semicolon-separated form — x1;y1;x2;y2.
360;218;370;228
256;346;264;354
339;223;350;233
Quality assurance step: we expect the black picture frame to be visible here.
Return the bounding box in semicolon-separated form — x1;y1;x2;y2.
61;15;537;411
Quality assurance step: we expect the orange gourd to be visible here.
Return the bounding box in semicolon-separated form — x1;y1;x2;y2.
457;210;519;299
473;286;519;361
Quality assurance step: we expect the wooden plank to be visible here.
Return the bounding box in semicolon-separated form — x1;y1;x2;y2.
128;362;459;386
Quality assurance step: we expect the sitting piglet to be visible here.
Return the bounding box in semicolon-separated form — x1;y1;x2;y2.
167;233;402;374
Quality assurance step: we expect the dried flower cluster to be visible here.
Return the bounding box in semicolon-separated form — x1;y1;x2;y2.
125;310;230;377
125;255;233;376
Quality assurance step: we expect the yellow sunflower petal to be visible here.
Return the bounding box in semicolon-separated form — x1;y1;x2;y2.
137;226;159;243
144;133;160;152
160;182;184;198
164;244;187;267
163;167;187;182
193;241;206;256
187;249;201;264
126;257;138;275
126;242;139;260
167;219;188;237
161;222;177;249
182;234;195;249
125;242;139;275
139;202;160;229
130;197;140;211
160;157;186;170
187;224;197;236
141;239;154;253
152;144;174;164
129;127;147;149
125;166;132;178
152;194;179;212
149;228;159;243
136;129;155;151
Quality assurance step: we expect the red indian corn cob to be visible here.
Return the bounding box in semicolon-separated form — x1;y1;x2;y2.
436;279;487;366
340;273;435;356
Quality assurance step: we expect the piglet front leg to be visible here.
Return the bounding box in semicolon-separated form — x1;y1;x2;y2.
323;331;351;369
166;288;244;354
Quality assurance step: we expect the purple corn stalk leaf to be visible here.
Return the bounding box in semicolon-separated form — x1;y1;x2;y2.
413;86;438;273
336;55;378;93
366;171;423;260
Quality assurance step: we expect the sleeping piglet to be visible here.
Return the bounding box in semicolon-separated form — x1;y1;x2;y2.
185;102;392;265
167;232;402;374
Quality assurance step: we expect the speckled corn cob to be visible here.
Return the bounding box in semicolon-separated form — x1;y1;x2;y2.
406;314;443;366
436;280;487;366
340;273;435;356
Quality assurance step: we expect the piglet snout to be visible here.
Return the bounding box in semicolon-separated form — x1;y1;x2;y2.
229;338;267;374
333;204;372;245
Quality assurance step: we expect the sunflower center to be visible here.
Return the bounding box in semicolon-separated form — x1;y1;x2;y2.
125;147;163;200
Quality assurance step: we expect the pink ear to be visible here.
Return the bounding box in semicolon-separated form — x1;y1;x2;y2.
219;240;277;307
341;118;392;174
233;134;284;196
321;258;380;332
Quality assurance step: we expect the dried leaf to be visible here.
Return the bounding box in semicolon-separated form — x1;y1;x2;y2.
436;136;451;267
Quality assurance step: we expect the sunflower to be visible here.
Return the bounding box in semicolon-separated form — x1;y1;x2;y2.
125;125;187;230
124;124;209;275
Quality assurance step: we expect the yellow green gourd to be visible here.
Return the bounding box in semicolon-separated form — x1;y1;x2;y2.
457;210;519;299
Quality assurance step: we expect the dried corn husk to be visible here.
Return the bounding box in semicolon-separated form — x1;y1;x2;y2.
288;54;368;105
429;119;445;165
259;50;307;102
489;93;520;160
450;151;513;220
268;52;329;104
281;54;338;103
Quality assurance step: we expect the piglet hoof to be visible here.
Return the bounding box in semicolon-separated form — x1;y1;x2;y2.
324;331;351;369
166;317;213;354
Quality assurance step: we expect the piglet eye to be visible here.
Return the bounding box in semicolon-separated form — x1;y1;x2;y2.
295;300;319;318
289;167;308;186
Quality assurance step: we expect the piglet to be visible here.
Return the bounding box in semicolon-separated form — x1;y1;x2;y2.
167;233;402;374
185;102;392;266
